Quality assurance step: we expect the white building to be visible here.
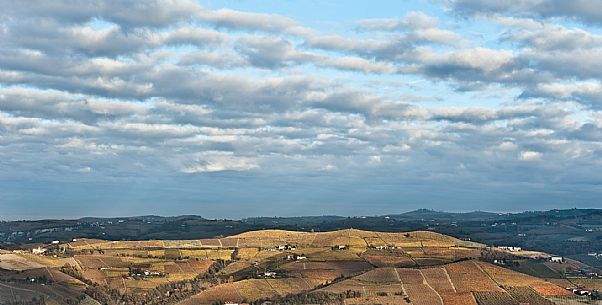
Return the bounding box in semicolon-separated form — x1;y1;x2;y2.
32;247;46;255
550;256;564;263
499;246;522;252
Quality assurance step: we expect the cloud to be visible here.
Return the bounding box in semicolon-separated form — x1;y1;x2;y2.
180;151;259;173
449;0;602;26
1;1;602;217
519;150;542;161
357;11;465;45
0;0;201;28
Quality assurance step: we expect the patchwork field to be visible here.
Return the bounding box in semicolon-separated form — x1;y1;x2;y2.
0;228;587;305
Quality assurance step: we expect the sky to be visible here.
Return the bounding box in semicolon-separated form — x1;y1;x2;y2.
1;0;602;220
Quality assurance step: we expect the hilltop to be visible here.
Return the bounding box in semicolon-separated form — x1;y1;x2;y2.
2;208;602;272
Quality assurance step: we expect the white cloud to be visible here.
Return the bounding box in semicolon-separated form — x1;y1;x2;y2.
519;150;542;161
181;151;259;173
1;0;601;216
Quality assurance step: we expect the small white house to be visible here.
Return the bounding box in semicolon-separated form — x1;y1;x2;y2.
550;256;564;263
32;247;46;255
51;240;60;245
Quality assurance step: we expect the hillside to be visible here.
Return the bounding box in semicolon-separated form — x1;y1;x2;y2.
2;228;597;304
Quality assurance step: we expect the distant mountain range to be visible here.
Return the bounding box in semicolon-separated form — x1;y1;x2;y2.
62;207;602;224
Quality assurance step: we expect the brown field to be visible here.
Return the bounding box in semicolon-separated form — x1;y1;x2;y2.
545;278;574;288
505;286;554;305
362;253;417;267
445;261;504;293
473;291;519;305
177;282;242;304
178;278;319;305
476;260;547;286
0;281;84;305
179;249;233;260
15;253;80;269
220;261;252;275
414;257;454;266
0;253;46;270
292;269;340;282
441;293;478;305
163;240;203;248
307;248;363;261
397;268;444;305
75;254;128;269
322;277;404;297
356;268;401;283
567;278;602;291
421;267;456;295
531;284;574;296
280;260;373;279
404;283;443;305
0;267;85;287
344;295;408;305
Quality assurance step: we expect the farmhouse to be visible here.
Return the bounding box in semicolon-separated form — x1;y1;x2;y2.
499;246;522;252
32;247;46;255
261;271;277;278
285;254;307;260
144;270;164;277
550;256;564;263
275;244;296;251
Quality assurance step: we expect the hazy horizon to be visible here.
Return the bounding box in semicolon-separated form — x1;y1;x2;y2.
2;0;602;219
3;206;600;222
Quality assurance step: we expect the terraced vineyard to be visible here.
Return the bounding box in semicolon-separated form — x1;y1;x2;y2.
0;229;593;305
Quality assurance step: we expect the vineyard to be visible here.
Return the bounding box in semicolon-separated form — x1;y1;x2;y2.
0;229;588;305
505;286;555;305
445;261;504;293
473;291;519;305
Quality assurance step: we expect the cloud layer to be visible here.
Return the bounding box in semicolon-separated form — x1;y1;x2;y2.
1;0;601;219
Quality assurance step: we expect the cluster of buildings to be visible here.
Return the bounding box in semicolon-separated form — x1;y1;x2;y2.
498;246;522;252
129;269;166;278
370;245;398;250
566;287;596;296
266;244;297;251
285;254;307;260
565;268;602;279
